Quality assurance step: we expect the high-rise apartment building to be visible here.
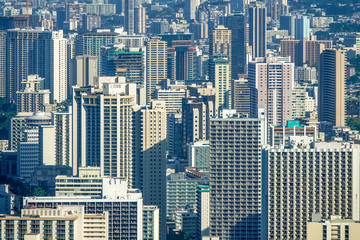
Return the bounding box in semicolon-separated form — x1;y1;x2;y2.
125;0;135;35
209;110;266;239
232;76;251;115
280;39;332;67
318;49;345;127
209;54;231;112
249;57;294;128
24;182;145;240
263;141;360;239
209;25;231;60
75;55;98;87
72;83;136;181
143;206;160;240
156;88;187;115
280;15;295;36
146;38;167;103
134;6;146;34
75;31;118;76
185;0;200;20
16;75;50;113
197;185;210;240
6;29;67;102
39;110;72;167
249;4;267;58
0;205;109;240
133;101;167;240
188;141;210;171
0;31;5;98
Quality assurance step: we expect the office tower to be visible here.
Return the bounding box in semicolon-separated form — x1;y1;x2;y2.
230;0;245;12
67;34;77;95
295;16;310;40
0;206;109;240
134;6;146;34
125;0;135;34
269;120;316;146
143;206;160;240
188;141;210;171
264;141;360;239
167;41;197;82
72;83;136;180
38;110;72;167
156;88;187;114
102;46;146;85
209;25;231;59
76;55;98;87
209;110;266;239
49;30;68;103
75;31;118;76
307;216;360;240
24;181;146;240
209;55;231;112
270;0;289;21
232;76;251;115
146;38;167;103
133;101;167;240
318;49;346;127
197;185;210;240
280;39;332;67
0;16;28;30
16;75;50;113
225;13;247;77
248;57;294;128
185;0;200;20
167;172;209;218
182;96;216;156
0;31;5;98
175;209;197;236
280;15;295;36
249;4;267;58
167;113;183;158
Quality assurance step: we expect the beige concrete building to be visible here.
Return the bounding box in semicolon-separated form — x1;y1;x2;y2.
249;57;294;129
134;101;167;240
0;205;108;240
75;55;98;87
209;25;231;60
72;84;136;181
16;75;50;113
232;77;250;115
318;49;345;127
307;216;360;240
146;38;167;103
134;6;146;34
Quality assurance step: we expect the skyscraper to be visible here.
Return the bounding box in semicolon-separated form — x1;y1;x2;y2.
209;25;231;58
248;57;294;128
75;31;118;76
209;109;266;239
185;0;200;20
72;83;136;182
125;0;135;35
264;141;360;239
225;13;247;77
134;101;167;240
318;49;345;127
249;4;267;58
280;15;295;36
134;6;146;34
146;38;167;104
76;55;98;87
209;54;231;112
0;31;5;98
295;16;310;40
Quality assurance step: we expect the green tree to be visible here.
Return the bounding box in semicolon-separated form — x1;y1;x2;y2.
33;186;46;196
183;232;193;240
